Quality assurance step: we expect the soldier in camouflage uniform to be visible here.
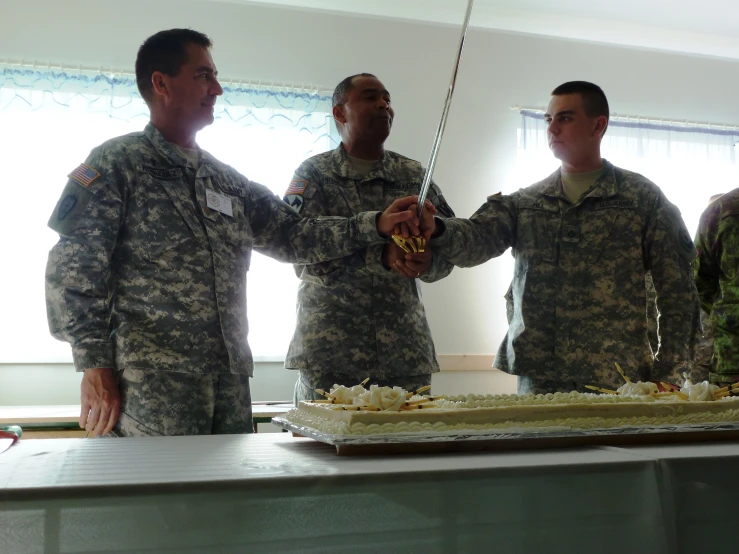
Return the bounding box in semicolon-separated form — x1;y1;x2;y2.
694;189;739;385
45;31;421;437
425;81;700;394
285;74;455;402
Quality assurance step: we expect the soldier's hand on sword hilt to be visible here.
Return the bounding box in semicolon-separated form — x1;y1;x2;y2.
391;201;437;252
377;196;424;238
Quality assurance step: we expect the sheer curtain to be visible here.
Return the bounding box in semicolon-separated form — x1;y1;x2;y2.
516;110;739;235
0;66;337;362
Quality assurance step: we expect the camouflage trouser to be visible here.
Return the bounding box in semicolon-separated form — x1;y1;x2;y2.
111;369;253;437
293;370;432;404
517;376;582;395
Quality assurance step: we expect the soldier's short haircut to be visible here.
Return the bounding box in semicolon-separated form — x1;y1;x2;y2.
551;81;610;119
136;29;212;103
331;73;377;131
332;73;377;109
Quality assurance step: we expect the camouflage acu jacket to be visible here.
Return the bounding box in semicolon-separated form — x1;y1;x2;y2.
694;188;739;384
431;161;700;388
45;124;385;375
284;145;454;380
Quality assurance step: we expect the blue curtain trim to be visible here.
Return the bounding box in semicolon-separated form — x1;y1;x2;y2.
521;109;739;139
1;68;331;110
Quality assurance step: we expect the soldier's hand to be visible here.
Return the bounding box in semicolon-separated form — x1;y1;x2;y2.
80;367;121;437
393;201;437;238
382;242;406;270
377;196;421;237
395;250;433;279
419;204;438;241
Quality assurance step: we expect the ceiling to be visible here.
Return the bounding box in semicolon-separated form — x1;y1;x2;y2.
220;0;739;60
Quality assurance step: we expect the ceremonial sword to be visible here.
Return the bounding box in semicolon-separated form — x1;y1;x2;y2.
416;0;475;216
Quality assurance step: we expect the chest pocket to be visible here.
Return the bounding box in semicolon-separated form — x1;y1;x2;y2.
211;179;254;270
385;182;421;209
132;167;197;263
583;200;641;264
141;237;195;268
516;200;558;264
321;182;357;217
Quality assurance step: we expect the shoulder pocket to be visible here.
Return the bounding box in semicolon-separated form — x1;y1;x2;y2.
48;180;97;237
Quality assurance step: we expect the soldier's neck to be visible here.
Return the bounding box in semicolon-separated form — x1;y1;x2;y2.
560;154;604;174
343;139;384;161
150;117;198;150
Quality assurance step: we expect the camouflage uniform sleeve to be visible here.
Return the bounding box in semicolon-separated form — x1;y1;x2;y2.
250;179;384;267
693;206;721;314
279;168;393;286
645;193;701;380
419;182;456;283
429;192;516;267
45;147;126;372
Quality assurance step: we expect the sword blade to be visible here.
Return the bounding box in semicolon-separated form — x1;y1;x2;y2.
417;0;475;218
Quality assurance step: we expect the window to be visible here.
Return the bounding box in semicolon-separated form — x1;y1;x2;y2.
0;67;336;362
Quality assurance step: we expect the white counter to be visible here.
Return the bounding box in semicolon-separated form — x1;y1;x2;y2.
1;434;736;553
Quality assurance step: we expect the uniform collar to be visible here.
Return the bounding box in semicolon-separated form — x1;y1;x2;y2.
330;143;400;184
540;159;619;201
144;123;221;177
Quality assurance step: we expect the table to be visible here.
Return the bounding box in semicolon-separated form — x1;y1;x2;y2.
2;433;735;553
0;406;79;429
251;402;293;431
0;403;294;436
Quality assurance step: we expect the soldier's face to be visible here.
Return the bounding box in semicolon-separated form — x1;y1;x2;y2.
165;44;223;133
333;76;394;144
545;94;604;165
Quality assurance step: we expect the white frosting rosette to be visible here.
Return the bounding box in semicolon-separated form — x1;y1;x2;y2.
681;380;719;401
617;381;658;397
329;384;366;404
352;385;407;411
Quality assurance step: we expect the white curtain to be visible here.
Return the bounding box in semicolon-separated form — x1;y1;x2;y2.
0;67;337;362
516;110;739;235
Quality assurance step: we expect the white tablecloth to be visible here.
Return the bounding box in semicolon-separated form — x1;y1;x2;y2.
1;434;736;553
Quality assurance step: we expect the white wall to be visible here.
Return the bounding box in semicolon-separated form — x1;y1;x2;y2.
3;0;739;404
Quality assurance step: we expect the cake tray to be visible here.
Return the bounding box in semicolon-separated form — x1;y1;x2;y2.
270;417;739;456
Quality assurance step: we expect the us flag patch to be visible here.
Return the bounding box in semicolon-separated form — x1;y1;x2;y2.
68;163;101;187
284;180;308;196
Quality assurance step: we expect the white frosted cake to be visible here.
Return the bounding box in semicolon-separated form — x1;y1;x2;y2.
283;382;739;436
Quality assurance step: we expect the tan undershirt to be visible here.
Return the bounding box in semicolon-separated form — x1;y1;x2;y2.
347;153;377;178
560;166;606;204
173;144;200;171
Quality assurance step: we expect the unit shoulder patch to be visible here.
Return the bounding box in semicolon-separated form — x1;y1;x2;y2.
284;194;305;213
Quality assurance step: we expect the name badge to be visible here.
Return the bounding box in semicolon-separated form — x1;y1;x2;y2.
206;188;233;217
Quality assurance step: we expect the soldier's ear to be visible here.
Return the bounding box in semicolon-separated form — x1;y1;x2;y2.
594;116;608;138
333;104;347;125
151;71;170;100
